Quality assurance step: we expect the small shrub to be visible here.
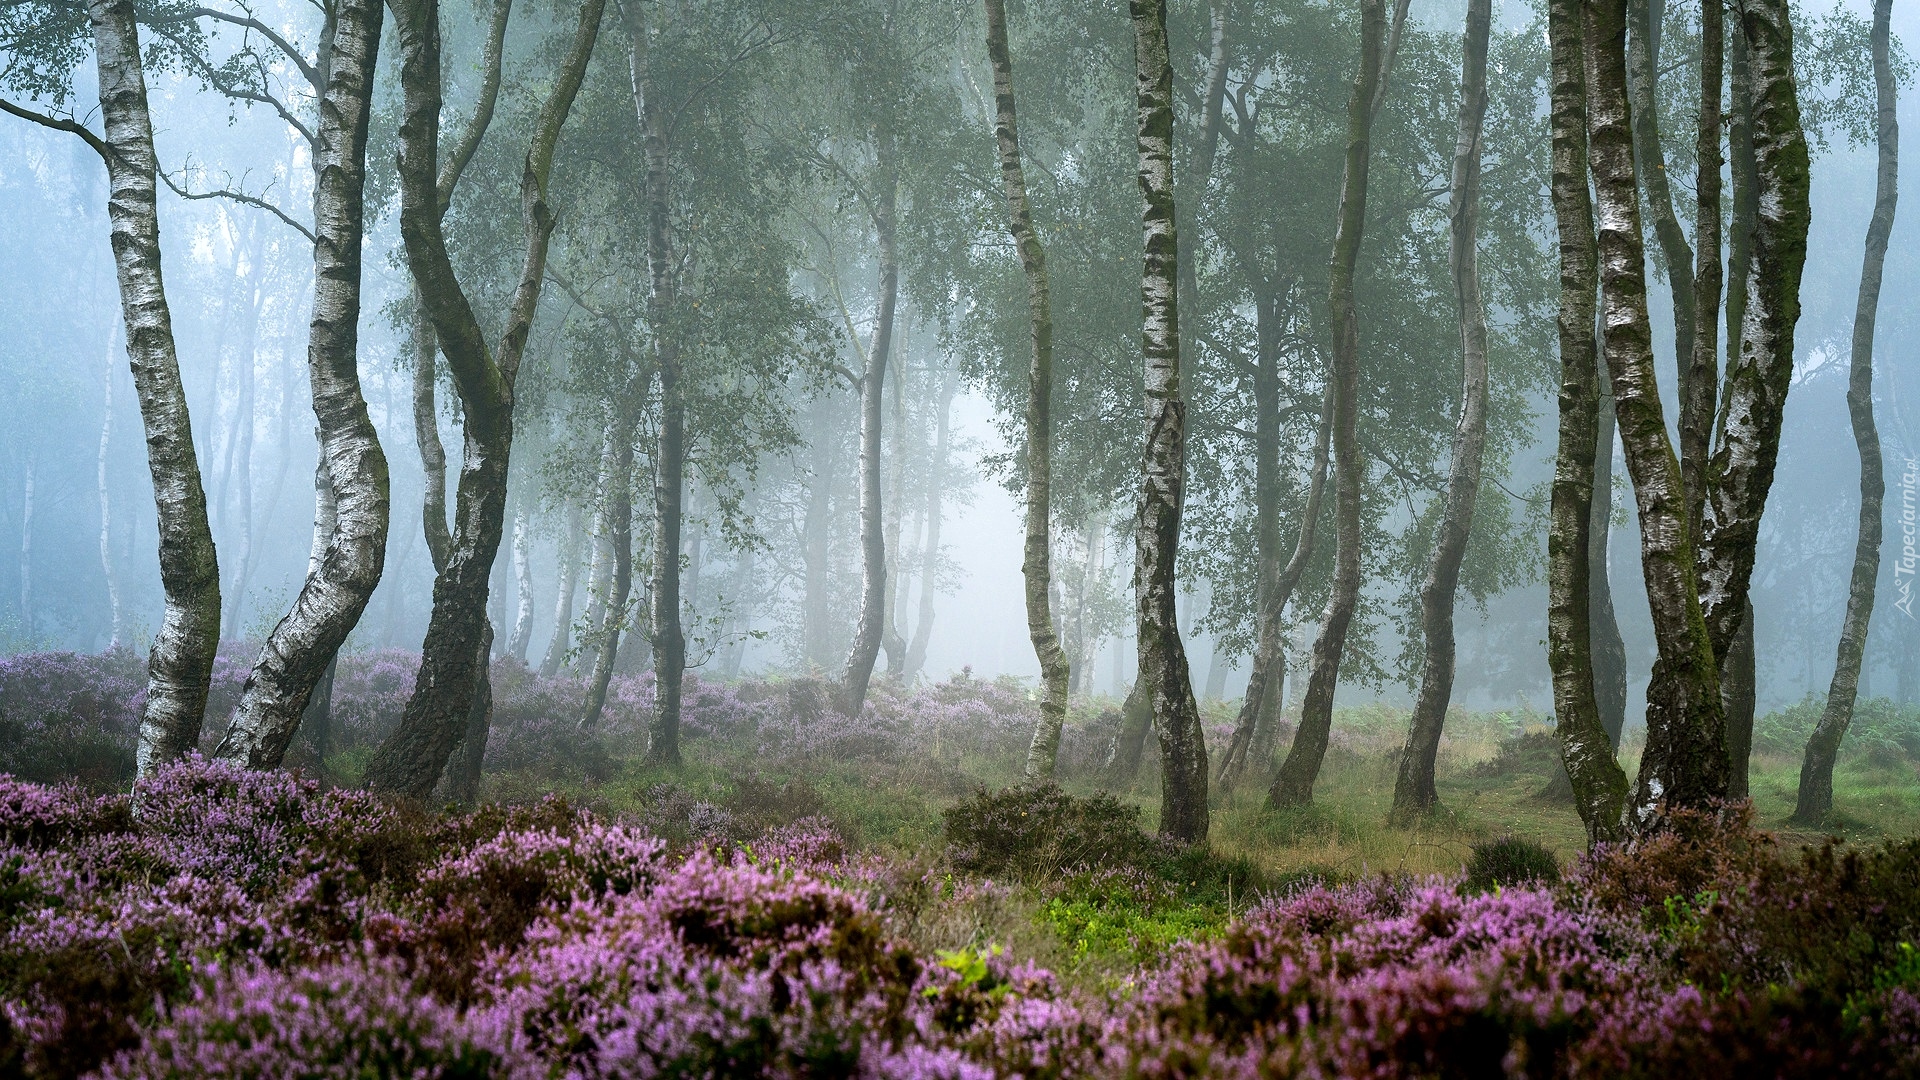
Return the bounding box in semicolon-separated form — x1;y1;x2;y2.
1463;835;1560;893
943;784;1152;880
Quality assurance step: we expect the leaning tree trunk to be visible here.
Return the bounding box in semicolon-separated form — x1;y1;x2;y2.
1587;0;1728;830
1217;385;1331;797
1131;0;1208;844
411;294;451;573
625;2;688;766
1590;373;1629;748
85;0;224;777
985;0;1071;781
1268;0;1387;811
582;408;635;728
218;0;390;770
1545;0;1629;845
539;503;583;677
1796;0;1894;826
1697;0;1811;676
1390;0;1492;825
364;0;602;799
837;132;899;718
1626;0;1698;472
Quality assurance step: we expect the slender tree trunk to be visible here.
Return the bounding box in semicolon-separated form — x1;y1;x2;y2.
904;361;956;680
301;651;337;776
365;0;602;799
1697;0;1811;667
1588;0;1728;829
1796;0;1893;825
1625;0;1697;430
221;271;260;637
1268;0;1388;811
583;415;634;728
412;294;451;573
623;2;688;765
1546;0;1630;844
449;622;492;805
984;0;1071;780
1390;0;1492;825
99;327;126;649
508;506;534;661
1590;376;1628;747
219;0;391;770
1218;386;1330;796
883;350;910;677
85;0;224;776
837;133;898;718
1725;605;1755;796
1684;0;1724;533
539;503;583;676
1106;675;1154;786
1132;0;1206;843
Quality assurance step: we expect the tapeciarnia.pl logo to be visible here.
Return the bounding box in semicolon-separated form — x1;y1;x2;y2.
1897;457;1917;620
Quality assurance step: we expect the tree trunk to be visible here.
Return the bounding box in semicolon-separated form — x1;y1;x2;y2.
301;651;337;778
449;623;492;805
1697;0;1811;669
801;394;839;671
1218;386;1330;797
984;0;1071;780
85;0;224;777
883;351;910;677
1390;0;1492;826
218;0;391;770
1106;675;1154;786
583;415;634;728
412;293;451;573
539;503;583;677
621;1;688;765
837;132;898;718
1591;374;1629;747
1683;0;1723;534
1587;0;1728;829
904;360;957;680
508;505;534;661
1545;0;1630;845
1724;605;1755;797
1796;0;1893;825
1268;0;1387;812
98;326;126;649
221;266;260;638
1625;0;1697;442
1132;0;1207;844
364;0;602;800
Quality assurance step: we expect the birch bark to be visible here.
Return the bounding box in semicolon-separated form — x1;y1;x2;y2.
365;0;603;798
1132;0;1207;843
983;0;1071;780
1390;0;1492;824
1546;0;1629;843
1796;0;1893;825
218;0;390;769
1268;0;1387;811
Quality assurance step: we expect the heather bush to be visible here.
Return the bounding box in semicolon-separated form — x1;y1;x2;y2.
1462;834;1560;893
943;784;1154;880
0;650;144;789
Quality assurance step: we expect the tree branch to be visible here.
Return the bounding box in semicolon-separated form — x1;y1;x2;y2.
157;166;315;242
0;97;110;161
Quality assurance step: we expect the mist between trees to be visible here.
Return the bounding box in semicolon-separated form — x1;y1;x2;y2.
0;0;1916;843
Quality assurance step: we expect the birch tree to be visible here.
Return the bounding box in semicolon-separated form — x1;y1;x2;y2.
1389;0;1492;824
1796;0;1895;825
982;0;1069;781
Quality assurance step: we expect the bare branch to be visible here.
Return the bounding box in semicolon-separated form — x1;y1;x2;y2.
157;165;315;242
0;97;110;161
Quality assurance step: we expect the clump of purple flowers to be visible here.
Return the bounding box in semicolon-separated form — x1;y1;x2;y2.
0;759;1909;1078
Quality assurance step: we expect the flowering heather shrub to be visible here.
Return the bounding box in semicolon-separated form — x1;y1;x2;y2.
0;650;145;788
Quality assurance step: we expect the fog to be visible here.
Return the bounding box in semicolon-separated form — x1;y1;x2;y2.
1;0;1915;731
